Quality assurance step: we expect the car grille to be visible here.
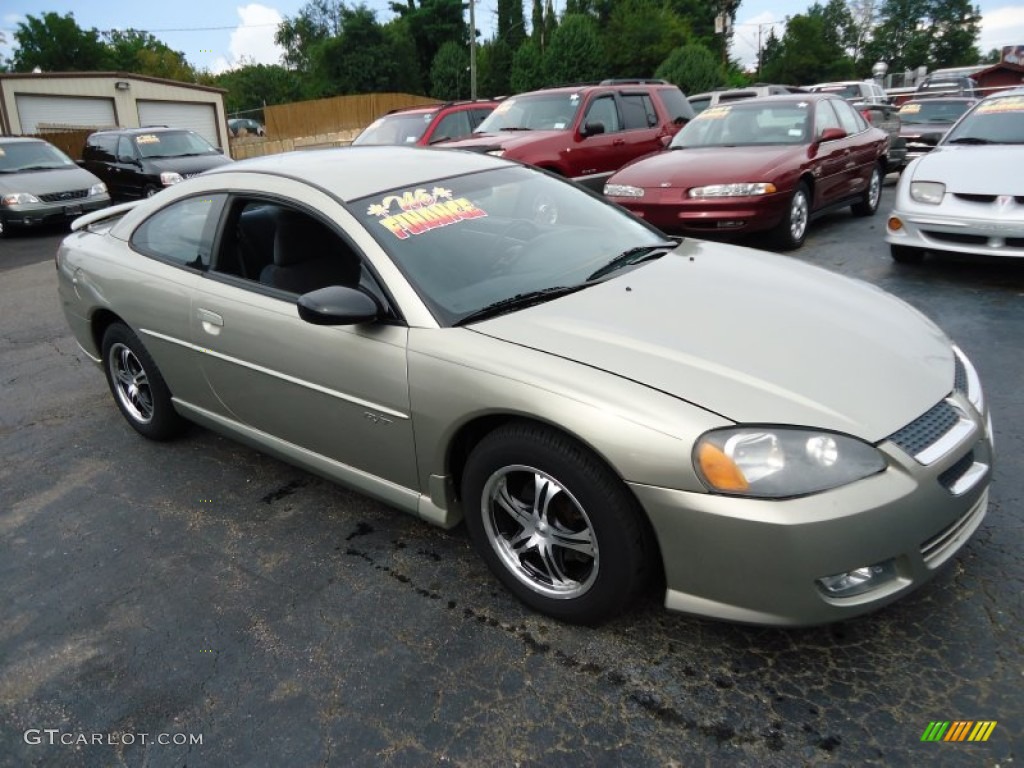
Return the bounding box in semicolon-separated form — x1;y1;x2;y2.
937;450;974;491
953;356;967;396
920;490;987;565
182;172;201;179
952;193;1024;205
888;400;960;458
38;189;89;203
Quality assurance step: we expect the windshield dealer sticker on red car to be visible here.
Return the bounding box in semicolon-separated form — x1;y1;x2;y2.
366;187;488;240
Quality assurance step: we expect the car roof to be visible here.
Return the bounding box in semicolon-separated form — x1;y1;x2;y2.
91;126;194;135
901;96;977;104
202;146;513;202
704;93;831;106
0;136;51;144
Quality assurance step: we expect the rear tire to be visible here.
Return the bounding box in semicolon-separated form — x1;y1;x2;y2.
890;244;925;264
101;323;185;440
852;163;883;216
462;422;653;624
772;182;810;250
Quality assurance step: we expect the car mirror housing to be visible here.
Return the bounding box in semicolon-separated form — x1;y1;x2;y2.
581;121;606;137
297;285;380;326
818;127;847;143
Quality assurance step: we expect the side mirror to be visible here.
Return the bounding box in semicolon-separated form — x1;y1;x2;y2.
818;127;847;143
297;285;380;326
581;121;606;137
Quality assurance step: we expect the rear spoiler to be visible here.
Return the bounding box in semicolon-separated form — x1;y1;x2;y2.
71;200;141;232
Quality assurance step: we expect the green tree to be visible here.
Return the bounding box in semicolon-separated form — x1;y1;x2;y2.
655;44;723;95
666;0;738;64
215;62;305;115
511;39;547;91
478;39;514;98
104;29;195;80
927;0;981;68
498;0;527;50
307;5;418;96
980;47;1001;64
276;0;347;73
531;0;544;43
863;0;932;72
761;13;856;84
430;40;469;99
382;18;424;93
544;13;603;84
389;0;467;88
604;0;689;78
11;12;109;72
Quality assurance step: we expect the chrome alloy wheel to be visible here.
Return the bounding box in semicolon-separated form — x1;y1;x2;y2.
789;188;809;242
481;465;599;599
867;167;882;210
108;342;154;424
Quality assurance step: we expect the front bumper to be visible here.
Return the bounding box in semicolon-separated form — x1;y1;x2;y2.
632;395;993;626
0;195;111;233
609;190;789;237
886;194;1024;258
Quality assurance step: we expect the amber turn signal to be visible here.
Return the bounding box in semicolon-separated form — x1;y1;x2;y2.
697;442;750;492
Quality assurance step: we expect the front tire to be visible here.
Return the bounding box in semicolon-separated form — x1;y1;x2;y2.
890;244;925;264
852;163;883;216
462;422;653;624
772;182;810;250
101;323;185;440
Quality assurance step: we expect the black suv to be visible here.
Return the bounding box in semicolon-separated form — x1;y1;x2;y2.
80;127;232;200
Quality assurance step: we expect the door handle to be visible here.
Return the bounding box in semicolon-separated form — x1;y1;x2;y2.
612;139;626;146
197;308;224;335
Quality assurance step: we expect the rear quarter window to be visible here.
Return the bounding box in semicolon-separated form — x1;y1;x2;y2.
657;88;696;123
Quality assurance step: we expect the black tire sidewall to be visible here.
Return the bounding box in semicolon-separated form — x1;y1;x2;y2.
101;323;184;440
774;182;810;250
462;423;649;624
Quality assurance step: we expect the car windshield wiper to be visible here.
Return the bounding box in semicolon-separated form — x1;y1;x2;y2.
455;285;587;326
497;127;532;131
10;164;65;171
946;136;994;145
586;243;674;282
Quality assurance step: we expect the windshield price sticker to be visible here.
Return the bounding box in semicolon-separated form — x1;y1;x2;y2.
136;134;161;144
976;96;1024;114
899;103;922;114
367;186;488;240
698;106;731;120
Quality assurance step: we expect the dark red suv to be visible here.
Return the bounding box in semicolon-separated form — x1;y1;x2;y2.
351;100;499;147
441;80;694;190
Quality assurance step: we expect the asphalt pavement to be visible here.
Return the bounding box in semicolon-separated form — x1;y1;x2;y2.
1;190;1021;766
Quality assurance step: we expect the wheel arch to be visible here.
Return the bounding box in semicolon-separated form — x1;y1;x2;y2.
90;308;128;358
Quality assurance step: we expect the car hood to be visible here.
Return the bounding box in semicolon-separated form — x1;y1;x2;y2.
471;239;953;442
142;154;233;174
442;130;566;151
0;165;102;195
908;145;1024;193
611;146;804;187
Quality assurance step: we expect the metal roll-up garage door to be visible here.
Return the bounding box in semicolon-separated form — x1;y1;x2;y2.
16;95;116;133
137;101;220;147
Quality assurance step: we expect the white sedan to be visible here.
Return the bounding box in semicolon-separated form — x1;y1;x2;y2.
886;87;1024;263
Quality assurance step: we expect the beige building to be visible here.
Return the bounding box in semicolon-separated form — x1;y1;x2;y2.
0;71;229;149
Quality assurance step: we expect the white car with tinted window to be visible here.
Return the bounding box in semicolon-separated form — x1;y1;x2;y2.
886;87;1024;263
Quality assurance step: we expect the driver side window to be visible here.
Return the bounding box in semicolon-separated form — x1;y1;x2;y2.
814;101;843;137
583;95;621;133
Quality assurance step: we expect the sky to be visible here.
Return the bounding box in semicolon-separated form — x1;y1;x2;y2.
1;1;1023;75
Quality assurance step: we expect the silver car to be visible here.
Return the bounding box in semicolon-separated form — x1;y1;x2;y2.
57;147;993;625
887;88;1024;263
0;137;110;237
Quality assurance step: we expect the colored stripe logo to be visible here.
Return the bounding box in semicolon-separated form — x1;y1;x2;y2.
921;721;997;742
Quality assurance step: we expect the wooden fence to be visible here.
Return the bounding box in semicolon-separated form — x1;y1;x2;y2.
265;92;440;138
30;127;101;161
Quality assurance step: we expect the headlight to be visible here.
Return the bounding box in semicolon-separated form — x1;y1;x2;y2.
909;181;944;204
160;172;184;186
953;345;984;414
1;193;41;206
695;427;886;498
88;182;107;196
604;184;645;198
688;182;777;198
486;149;505;157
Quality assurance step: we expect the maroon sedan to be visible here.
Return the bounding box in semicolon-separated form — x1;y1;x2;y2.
604;94;890;249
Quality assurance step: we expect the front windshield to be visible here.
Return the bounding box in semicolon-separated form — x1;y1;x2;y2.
0;141;76;172
898;100;973;125
475;93;582;132
354;166;669;326
352;113;434;146
133;131;219;159
942;94;1024;145
670;102;811;148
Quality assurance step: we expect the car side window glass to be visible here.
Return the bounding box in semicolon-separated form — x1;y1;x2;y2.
832;99;864;135
583;95;621;133
814;101;843;136
432;111;472;143
471;108;492;128
116;136;136;163
620;94;657;129
131;194;226;270
88;135;117;162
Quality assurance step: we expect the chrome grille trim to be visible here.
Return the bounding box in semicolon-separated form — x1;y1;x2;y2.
887;399;977;466
38;189;89;203
921;490;987;565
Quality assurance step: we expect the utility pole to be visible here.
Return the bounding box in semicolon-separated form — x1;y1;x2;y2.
469;0;477;100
